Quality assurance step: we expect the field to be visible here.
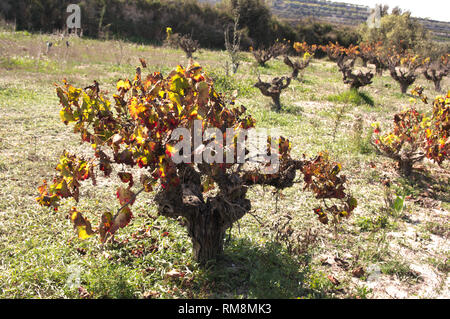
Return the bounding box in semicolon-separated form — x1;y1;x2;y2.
0;29;449;299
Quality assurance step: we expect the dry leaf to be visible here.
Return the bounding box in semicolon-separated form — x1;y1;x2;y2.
78;286;92;299
165;269;185;279
352;266;365;278
143;290;160;299
327;275;340;286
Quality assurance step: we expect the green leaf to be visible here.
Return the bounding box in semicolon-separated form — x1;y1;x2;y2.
392;195;405;213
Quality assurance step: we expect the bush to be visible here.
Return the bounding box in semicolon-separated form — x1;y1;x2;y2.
372;87;449;175
359;11;429;53
36;62;357;265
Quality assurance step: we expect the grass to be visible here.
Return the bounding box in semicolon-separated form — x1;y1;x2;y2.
0;28;449;299
355;215;396;232
380;259;422;283
326;88;375;106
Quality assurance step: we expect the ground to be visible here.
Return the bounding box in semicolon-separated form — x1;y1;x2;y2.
0;29;448;298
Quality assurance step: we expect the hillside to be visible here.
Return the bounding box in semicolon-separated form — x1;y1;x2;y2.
200;0;450;41
270;0;450;41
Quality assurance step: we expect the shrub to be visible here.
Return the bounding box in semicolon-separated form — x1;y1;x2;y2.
36;62;357;264
336;55;373;90
358;41;387;76
283;42;317;80
372;87;449;175
178;34;200;59
321;43;373;90
224;10;243;74
252;41;288;66
383;49;424;94
423;54;449;92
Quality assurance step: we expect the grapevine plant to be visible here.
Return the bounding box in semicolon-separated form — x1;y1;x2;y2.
358;41;386;76
383;49;424;94
284;42;317;80
372;87;449;175
37;62;357;264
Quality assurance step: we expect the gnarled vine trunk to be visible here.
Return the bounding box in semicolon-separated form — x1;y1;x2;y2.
337;55;373;90
388;66;417;94
154;164;251;264
254;76;291;112
423;66;448;93
154;160;303;264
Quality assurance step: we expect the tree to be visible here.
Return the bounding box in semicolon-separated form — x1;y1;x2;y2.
359;11;429;53
37;62;357;264
227;0;273;47
224;10;243;74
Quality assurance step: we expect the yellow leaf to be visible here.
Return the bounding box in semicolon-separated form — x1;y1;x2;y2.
117;79;131;91
70;208;94;240
77;225;93;240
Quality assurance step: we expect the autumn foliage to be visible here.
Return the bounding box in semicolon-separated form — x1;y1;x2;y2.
37;61;357;264
372;87;449;175
284;42;317;80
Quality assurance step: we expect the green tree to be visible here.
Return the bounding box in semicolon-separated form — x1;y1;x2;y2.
359;11;429;53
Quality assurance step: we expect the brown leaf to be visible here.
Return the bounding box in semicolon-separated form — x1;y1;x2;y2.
69;207;94;240
116;187;135;206
110;206;133;234
165;269;185;279
76;247;87;255
99;212;113;243
352;266;365;278
139;58;147;68
144;267;156;273
327;275;340;286
78;286;92;299
334;257;349;270
143;290;160;299
118;171;134;187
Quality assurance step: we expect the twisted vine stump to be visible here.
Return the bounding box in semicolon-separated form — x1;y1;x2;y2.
337;55;374;90
283;56;312;80
252;42;288;67
423;57;449;92
254;76;291;112
384;52;422;94
178;34;199;59
390;66;418;94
